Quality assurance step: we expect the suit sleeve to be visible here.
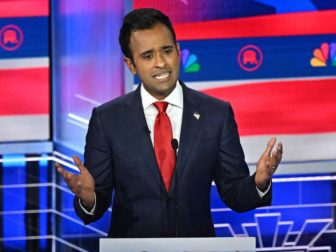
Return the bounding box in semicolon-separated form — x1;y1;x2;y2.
73;107;114;224
214;103;271;212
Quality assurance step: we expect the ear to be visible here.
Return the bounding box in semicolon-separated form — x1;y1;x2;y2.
124;57;136;75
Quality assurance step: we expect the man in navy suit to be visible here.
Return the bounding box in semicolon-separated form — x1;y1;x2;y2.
56;8;283;238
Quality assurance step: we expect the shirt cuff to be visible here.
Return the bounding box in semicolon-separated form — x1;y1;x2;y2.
79;193;96;215
256;181;271;198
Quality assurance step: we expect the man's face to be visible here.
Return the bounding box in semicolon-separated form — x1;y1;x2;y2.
125;23;180;100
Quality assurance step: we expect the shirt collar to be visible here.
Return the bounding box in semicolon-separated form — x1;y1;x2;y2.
141;81;184;110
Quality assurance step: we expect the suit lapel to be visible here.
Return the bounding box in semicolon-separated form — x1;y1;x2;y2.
169;83;202;196
123;87;167;193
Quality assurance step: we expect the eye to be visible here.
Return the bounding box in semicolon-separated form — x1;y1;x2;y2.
163;48;173;54
141;53;152;60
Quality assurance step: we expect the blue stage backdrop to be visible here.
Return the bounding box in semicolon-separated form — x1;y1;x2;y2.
52;0;125;154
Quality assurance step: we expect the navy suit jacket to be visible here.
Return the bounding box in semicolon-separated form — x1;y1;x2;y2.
74;81;271;237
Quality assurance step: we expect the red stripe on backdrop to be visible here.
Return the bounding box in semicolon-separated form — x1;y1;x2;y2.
175;10;336;40
202;79;336;136
0;0;49;18
0;68;49;115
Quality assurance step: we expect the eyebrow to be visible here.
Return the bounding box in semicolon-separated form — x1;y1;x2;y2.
162;45;174;50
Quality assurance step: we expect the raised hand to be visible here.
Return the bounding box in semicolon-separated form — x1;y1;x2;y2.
55;156;95;210
255;137;283;191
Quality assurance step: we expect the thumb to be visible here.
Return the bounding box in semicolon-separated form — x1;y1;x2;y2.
72;155;87;174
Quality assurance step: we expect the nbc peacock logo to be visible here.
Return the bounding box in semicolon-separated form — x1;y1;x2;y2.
181;49;200;73
310;42;336;67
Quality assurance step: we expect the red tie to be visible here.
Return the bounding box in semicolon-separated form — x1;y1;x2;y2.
153;101;175;191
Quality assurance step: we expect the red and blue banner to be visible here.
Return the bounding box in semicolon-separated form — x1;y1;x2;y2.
0;0;49;142
134;1;336;162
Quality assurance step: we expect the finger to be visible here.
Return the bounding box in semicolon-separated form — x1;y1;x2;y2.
262;137;277;158
64;172;80;190
265;159;273;172
276;145;283;161
55;162;63;172
270;151;277;167
55;163;76;181
55;162;82;195
73;155;87;173
55;162;69;177
268;143;283;173
272;143;283;165
66;171;74;180
271;165;277;175
277;142;283;154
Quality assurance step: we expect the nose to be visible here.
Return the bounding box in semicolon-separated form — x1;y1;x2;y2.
154;52;166;68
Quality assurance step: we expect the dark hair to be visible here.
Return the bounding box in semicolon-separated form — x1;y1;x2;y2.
119;8;176;62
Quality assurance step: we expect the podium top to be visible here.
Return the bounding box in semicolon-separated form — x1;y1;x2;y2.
100;237;255;252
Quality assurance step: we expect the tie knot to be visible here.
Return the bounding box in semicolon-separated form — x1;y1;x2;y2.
154;101;168;113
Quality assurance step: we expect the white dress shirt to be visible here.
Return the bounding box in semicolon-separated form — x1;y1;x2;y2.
141;81;183;146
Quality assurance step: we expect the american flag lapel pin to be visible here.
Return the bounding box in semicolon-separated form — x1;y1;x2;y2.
193;112;200;120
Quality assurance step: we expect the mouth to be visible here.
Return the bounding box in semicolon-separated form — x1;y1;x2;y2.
153;71;170;80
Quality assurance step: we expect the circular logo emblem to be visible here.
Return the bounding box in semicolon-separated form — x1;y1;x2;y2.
237;45;263;72
0;24;24;51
